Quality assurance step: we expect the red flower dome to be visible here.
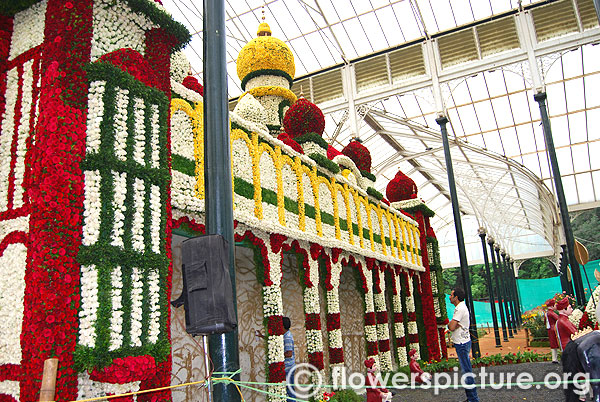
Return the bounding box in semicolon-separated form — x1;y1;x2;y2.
283;98;325;138
386;170;418;202
327;144;342;160
277;132;304;154
98;48;158;88
182;75;204;96
341;138;371;172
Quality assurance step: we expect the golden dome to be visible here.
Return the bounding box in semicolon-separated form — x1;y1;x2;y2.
236;23;295;90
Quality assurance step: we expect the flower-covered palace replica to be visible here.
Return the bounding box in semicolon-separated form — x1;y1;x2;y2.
0;1;447;401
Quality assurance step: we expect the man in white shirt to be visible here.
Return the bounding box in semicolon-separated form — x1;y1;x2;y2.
448;287;480;402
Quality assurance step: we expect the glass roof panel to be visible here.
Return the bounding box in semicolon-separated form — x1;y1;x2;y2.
162;0;600;266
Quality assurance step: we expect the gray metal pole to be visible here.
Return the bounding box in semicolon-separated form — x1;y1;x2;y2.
496;246;513;338
203;0;241;401
534;92;585;305
489;238;508;342
478;229;501;347
436;115;480;358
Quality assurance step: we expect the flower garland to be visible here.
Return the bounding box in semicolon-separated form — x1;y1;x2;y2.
391;269;408;367
372;268;393;372
241;86;297;107
403;272;420;359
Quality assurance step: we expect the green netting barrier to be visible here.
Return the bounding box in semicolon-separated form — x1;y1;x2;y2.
444;260;600;325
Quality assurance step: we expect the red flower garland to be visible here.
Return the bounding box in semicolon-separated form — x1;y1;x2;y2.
326;313;341;331
308;352;325;371
282;98;325;138
305;313;321;330
267;315;285;336
173;216;205;234
268;362;286;383
378;339;390;353
235;230;272;286
327;145;341;160
328;347;344;364
394;313;403;323
376;311;388;325
366;341;379;356
364;312;376;326
182;75;204;96
396;337;406;347
277;132;304;154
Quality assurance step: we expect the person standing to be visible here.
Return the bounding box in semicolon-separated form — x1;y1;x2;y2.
555;297;577;351
283;317;296;401
448;287;480;402
544;298;560;363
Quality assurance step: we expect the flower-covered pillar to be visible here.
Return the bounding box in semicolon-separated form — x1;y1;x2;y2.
413;210;441;361
322;248;344;383
233;230;287;402
426;222;449;359
402;271;420;359
14;1;92;400
370;260;393;372
391;267;408;367
343;255;379;364
305;243;326;387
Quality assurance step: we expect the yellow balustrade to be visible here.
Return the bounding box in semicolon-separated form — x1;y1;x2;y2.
173;98;421;266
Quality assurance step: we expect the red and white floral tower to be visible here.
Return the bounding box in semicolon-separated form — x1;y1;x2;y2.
0;1;189;401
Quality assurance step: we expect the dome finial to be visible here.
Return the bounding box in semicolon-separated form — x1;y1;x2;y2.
257;6;271;36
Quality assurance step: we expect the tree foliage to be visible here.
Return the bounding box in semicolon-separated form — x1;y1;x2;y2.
570;208;600;261
518;257;557;279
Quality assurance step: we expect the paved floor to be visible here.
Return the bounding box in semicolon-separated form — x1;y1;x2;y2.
447;327;551;358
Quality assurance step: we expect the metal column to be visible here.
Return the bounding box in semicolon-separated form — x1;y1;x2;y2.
502;251;517;335
496;246;513;338
203;0;241;401
489;238;508;342
534;92;585;305
479;229;501;347
436;116;480;358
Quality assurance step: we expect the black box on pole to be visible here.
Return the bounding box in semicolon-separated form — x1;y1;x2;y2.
180;235;237;335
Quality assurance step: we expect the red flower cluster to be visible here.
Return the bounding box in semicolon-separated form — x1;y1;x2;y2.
327;145;341;160
366;341;379;357
282;98;325;138
235;230;272;286
396;337;406;347
90;355;157;384
277;132;304;154
0;364;21;382
408;312;417;321
579;311;592;330
364;312;376;326
341;139;371;173
182;75;204;96
328;347;344;364
173;216;205;234
326;313;340;331
308;351;324;370
269;233;288;253
376;311;388;325
386;170;418;202
378;339;390;353
305;313;321;330
269;362;286;383
408;334;420;344
267;315;285;336
98;49;159;88
394;313;403;323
